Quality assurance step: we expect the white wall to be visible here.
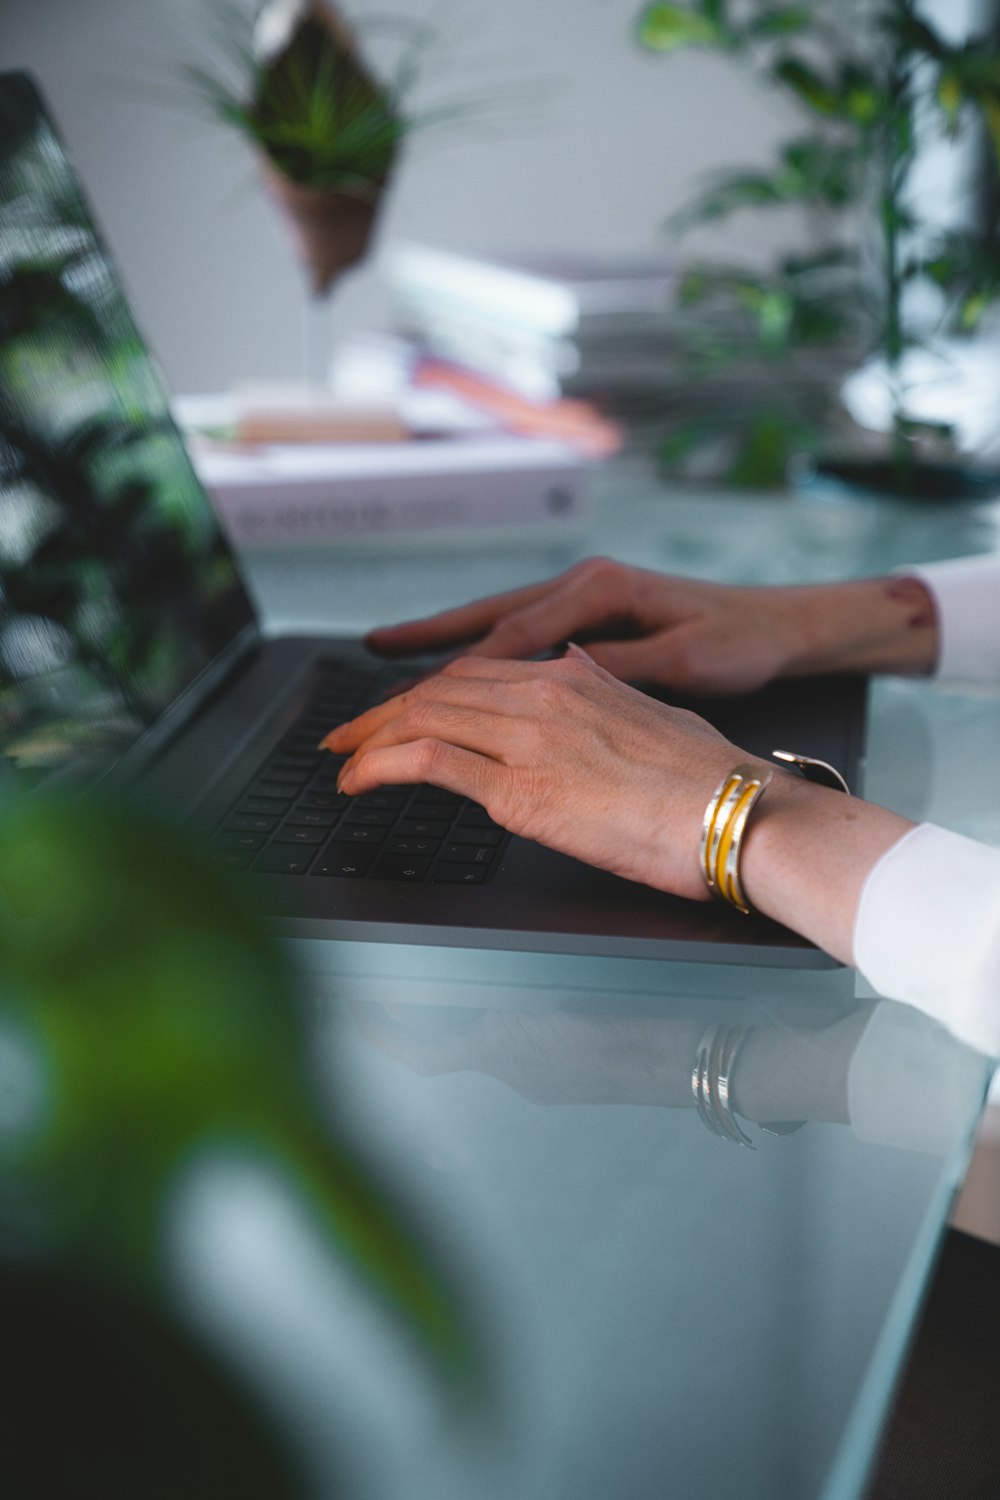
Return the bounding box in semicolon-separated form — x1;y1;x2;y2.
6;0;801;393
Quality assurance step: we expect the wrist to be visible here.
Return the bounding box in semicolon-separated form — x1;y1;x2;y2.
738;773;914;962
776;578;939;678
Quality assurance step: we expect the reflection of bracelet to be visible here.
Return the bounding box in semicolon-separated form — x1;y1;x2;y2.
692;1025;807;1147
691;1025;755;1149
699;763;773;915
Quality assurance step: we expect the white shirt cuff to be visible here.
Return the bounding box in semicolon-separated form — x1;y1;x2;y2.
852;823;1000;1057
907;555;1000;684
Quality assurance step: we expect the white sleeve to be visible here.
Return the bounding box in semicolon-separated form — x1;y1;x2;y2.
852;823;1000;1057
907;554;1000;683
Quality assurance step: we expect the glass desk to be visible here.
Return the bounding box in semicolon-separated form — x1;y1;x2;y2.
191;474;1000;1500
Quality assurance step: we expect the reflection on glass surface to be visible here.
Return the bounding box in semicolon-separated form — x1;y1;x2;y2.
342;989;986;1155
0;79;254;785
161;966;988;1500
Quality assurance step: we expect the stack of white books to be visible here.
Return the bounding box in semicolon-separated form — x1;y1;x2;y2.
385;242;678;403
175;386;594;550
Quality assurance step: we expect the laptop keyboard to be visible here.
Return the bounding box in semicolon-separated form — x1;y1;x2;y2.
211;660;508;886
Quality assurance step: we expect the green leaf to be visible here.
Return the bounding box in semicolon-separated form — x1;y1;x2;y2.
658;421;711;468
958;291;993;330
744;6;811;40
668;173;783;230
756;289;794;350
772;57;841;115
980;94;1000;171
678;268;713;304
893;14;949;61
669;135;860;232
636;3;726;52
843;83;883;125
781;246;859;277
0;790;480;1391
728;411;807;488
937;68;964;124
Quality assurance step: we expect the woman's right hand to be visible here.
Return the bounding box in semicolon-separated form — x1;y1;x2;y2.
365;557;939;693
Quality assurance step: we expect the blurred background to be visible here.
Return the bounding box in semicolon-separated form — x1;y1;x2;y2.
5;0;812;394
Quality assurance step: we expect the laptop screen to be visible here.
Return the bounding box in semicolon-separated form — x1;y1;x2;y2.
0;73;256;788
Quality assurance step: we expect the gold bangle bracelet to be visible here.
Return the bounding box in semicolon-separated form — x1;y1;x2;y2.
699;750;850;915
699;762;773;915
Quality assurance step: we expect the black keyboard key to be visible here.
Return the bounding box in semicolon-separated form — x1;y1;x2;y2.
396;819;450;838
216;829;268;851
249;782;297;803
313;847;376;877
314;765;349;785
271;755;321;770
386;837;439;856
448;826;503;846
253;847;317;874
350;792;408;810
213;850;253;870
226;813;280;833
342;807;396;827
297;793;342;810
281;735;328;753
313;708;359;725
237;796;290;816
284;810;342;828
273;826;327;845
329;826;388;845
406;803;458;824
432;866;488;885
370;854;431;882
456;806;500;828
416;788;463;805
440;843;495;865
256;767;311;785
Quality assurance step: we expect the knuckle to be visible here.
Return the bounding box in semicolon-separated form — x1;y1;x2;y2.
441;655;479;677
488;616;533;654
413;737;444;778
400;699;430;733
533;674;569;712
553;654;592;683
578;555;622;591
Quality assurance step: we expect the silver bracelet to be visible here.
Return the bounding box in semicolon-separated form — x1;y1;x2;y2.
691;1024;755;1149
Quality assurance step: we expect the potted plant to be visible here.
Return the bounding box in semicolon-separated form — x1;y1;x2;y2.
637;0;1000;495
183;1;426;296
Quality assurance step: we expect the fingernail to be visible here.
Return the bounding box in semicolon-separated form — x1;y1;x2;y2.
337;764;354;793
565;641;596;663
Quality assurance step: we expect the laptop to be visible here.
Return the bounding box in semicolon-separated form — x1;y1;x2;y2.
0;72;867;969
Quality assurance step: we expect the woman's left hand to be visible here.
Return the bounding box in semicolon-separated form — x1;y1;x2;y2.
320;646;748;901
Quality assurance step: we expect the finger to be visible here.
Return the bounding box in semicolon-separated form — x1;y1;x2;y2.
340;738;502;807
372;652;555;694
339;701;516;766
437;655;554;680
471;578;627;661
363;576;561;656
319;665;542;751
581;631;698;686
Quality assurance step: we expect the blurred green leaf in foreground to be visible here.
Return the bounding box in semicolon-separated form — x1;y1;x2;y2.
0;787;483;1487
